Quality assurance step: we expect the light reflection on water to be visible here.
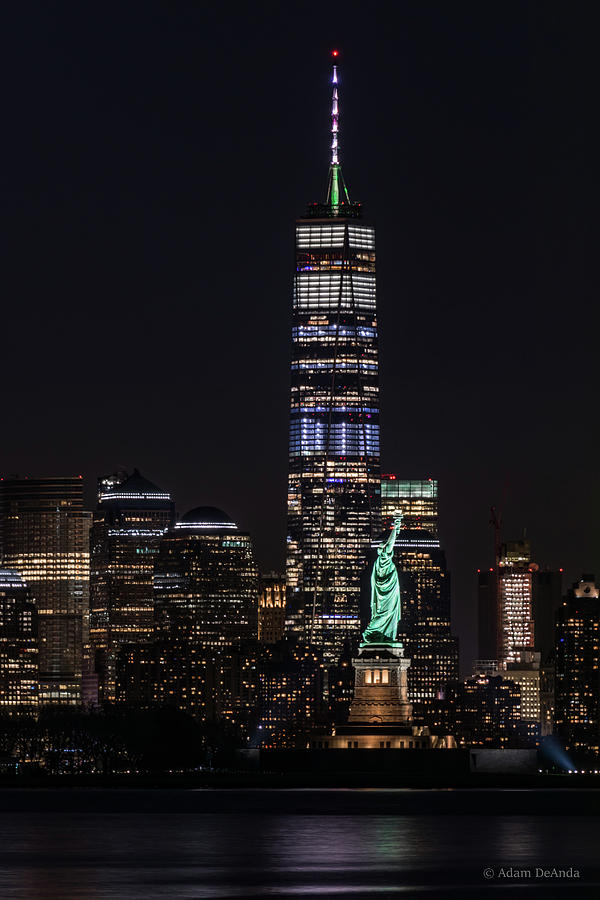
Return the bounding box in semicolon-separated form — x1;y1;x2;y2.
0;793;599;898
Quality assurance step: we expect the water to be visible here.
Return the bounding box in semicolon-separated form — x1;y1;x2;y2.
1;790;599;898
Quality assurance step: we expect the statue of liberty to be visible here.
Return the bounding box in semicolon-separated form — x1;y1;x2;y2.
361;515;402;645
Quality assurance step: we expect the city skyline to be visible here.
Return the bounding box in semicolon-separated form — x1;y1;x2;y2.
2;3;595;671
3;7;600;895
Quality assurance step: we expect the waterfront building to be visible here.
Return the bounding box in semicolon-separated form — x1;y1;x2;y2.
540;659;555;737
0;476;90;704
445;673;522;747
89;469;174;702
257;639;326;748
327;638;355;724
555;576;600;755
0;570;38;711
500;650;542;735
258;573;286;644
380;476;438;535
472;652;543;744
286;53;381;663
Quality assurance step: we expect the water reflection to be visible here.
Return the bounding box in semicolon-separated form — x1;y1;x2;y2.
0;793;599;898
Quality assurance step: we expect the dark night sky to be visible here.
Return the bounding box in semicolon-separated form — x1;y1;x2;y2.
2;2;596;670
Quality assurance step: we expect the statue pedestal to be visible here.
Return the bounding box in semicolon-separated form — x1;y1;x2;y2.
347;643;413;725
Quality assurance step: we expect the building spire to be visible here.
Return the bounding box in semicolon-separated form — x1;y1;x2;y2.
327;50;351;213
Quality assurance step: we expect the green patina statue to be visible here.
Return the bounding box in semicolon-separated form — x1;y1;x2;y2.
361;515;402;645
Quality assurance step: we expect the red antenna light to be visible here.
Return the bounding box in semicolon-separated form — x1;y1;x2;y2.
331;49;339;57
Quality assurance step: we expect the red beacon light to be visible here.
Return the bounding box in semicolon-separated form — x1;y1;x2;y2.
331;49;339;57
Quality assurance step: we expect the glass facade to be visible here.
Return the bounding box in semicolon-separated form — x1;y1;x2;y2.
555;577;600;755
286;215;381;662
154;507;259;651
392;530;459;711
498;540;535;663
0;570;38;711
150;507;259;723
89;469;174;702
381;476;438;535
0;476;90;705
285;59;381;663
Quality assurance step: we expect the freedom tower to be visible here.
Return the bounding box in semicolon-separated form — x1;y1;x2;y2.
286;52;381;663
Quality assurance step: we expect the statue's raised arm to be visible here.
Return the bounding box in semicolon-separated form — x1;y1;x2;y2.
380;515;402;556
361;515;402;646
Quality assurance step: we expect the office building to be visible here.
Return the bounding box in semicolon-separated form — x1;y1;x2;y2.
478;539;537;665
150;507;259;724
498;540;535;663
257;640;326;748
258;573;286;644
0;476;90;704
381;476;438;535
154;506;259;647
446;673;522;747
478;545;561;667
89;469;174;702
0;570;38;711
555;576;600;755
286;54;380;663
500;650;541;733
395;528;458;715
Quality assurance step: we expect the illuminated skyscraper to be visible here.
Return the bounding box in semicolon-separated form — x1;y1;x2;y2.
555;576;600;755
0;476;90;704
393;529;459;714
498;540;535;664
381;477;438;535
89;469;174;703
154;507;259;649
151;507;259;722
0;570;38;711
286;53;380;661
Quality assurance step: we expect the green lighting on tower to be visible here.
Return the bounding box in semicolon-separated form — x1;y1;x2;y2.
326;51;351;215
330;164;340;208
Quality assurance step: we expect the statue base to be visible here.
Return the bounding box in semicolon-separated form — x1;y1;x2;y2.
347;642;413;725
359;640;405;653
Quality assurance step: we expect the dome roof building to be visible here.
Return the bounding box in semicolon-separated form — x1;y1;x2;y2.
154;506;259;650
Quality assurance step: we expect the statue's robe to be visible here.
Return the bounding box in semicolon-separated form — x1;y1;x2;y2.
361;534;401;644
